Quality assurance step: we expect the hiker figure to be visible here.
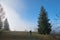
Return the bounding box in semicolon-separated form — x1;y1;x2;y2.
30;30;32;36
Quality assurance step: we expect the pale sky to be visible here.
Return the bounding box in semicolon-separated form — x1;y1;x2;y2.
0;0;37;31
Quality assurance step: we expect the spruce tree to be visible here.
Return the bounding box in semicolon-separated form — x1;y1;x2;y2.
4;18;9;31
0;16;2;29
38;6;51;34
0;4;5;30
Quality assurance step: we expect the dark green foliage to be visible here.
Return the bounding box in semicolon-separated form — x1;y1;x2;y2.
0;17;2;29
38;6;51;34
4;18;10;31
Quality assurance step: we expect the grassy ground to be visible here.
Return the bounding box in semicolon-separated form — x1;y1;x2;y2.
0;31;60;40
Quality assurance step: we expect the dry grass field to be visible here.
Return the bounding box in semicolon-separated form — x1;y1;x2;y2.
0;31;60;40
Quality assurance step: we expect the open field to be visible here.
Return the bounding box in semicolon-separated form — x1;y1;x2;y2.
0;31;60;40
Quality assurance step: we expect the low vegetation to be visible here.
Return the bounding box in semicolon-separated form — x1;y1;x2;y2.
0;31;60;40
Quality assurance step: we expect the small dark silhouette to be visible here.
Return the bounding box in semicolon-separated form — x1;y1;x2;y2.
29;30;32;36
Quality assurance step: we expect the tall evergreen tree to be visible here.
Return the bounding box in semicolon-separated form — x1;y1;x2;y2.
4;18;9;31
0;16;2;29
0;4;5;30
38;6;51;34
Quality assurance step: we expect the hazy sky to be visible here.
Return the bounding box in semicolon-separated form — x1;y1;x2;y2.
0;0;60;32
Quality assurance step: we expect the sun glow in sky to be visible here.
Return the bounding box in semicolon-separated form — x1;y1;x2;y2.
0;0;32;31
